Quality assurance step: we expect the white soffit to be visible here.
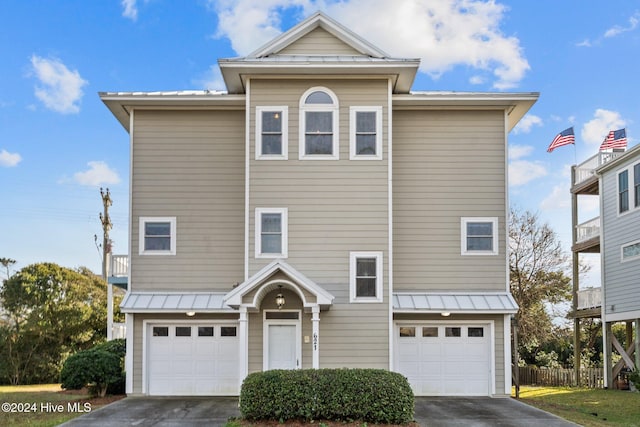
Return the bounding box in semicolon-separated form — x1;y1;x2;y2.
120;292;234;313
393;292;518;314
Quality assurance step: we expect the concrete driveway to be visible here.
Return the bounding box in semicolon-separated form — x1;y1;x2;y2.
60;396;579;427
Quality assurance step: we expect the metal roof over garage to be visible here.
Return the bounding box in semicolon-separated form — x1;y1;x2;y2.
393;292;518;314
120;292;234;313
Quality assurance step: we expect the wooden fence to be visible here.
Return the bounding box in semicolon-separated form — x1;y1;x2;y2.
518;366;604;388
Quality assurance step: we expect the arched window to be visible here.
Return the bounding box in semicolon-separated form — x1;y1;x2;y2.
299;87;339;160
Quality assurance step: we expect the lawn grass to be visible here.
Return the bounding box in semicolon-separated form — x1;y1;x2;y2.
515;386;640;427
0;383;118;427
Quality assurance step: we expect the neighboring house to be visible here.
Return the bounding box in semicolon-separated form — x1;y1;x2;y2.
100;12;537;397
570;144;640;388
597;145;640;386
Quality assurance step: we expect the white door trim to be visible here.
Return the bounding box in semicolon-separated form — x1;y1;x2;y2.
263;310;301;370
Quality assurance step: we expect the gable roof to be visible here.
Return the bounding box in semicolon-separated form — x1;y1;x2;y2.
248;11;389;58
224;259;335;310
218;12;419;94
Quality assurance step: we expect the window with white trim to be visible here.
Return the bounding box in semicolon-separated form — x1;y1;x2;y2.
299;87;339;160
255;208;288;258
622;240;640;262
349;252;383;303
461;217;498;255
139;217;176;255
256;106;288;159
350;106;382;160
619;169;629;214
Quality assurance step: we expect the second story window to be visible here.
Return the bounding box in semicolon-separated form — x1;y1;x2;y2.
461;217;498;255
256;106;288;159
350;107;382;160
255;208;288;258
350;252;383;303
299;87;339;160
139;217;177;255
619;169;629;213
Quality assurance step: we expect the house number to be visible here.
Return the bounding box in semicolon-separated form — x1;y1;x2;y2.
313;333;318;351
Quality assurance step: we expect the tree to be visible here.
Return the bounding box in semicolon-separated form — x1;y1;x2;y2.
0;257;16;282
0;263;106;384
509;208;572;360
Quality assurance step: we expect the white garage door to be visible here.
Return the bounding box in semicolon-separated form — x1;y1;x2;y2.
147;323;239;396
396;324;491;396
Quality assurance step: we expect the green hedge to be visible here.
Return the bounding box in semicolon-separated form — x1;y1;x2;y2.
240;368;414;424
60;338;126;396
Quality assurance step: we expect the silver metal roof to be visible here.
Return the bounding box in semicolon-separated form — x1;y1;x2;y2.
120;292;234;313
393;292;518;314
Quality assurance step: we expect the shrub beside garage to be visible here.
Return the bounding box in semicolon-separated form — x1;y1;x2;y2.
60;338;126;397
240;368;414;424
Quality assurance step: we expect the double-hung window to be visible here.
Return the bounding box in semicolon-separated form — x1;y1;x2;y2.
256;106;288;159
619;169;629;214
299;87;339;160
139;217;177;255
349;252;383;303
350;107;382;160
461;217;498;255
255;208;288;258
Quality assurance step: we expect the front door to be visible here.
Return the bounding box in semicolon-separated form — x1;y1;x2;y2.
264;310;301;370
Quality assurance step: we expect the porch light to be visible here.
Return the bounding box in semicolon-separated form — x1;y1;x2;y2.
275;285;286;310
440;312;451;317
186;311;196;317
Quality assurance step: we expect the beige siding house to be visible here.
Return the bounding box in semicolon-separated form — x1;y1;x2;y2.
101;12;537;397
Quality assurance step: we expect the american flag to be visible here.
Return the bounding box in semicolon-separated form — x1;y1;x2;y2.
599;128;627;151
547;127;575;152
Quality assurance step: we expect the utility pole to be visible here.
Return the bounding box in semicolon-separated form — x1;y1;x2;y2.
100;187;113;340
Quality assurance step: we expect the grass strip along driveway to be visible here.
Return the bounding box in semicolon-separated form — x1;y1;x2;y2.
517;386;640;427
0;384;124;427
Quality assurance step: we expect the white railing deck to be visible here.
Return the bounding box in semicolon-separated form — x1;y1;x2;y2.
576;216;600;243
574;151;625;186
112;322;126;340
109;254;128;277
577;287;602;310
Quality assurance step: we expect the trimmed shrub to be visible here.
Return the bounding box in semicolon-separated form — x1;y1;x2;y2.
60;349;121;397
92;339;126;394
240;368;414;424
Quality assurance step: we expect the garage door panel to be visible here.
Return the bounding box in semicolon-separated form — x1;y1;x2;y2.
397;324;491;396
147;324;239;396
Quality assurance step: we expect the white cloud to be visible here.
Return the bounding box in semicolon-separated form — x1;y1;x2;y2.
0;149;22;167
209;0;530;89
122;0;138;21
604;12;640;38
509;160;547;186
509;145;534;161
540;185;570;211
73;161;121;186
194;65;226;90
30;55;88;114
469;75;485;85
512;114;542;134
581;109;626;146
576;38;591;47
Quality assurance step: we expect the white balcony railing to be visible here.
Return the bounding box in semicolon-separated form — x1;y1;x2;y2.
574;151;625;186
112;322;126;339
109;254;128;277
577;287;602;310
576;216;600;243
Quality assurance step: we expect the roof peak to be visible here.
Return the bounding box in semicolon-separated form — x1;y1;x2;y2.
247;10;389;59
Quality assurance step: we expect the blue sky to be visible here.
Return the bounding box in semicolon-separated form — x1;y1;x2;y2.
1;1;638;288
